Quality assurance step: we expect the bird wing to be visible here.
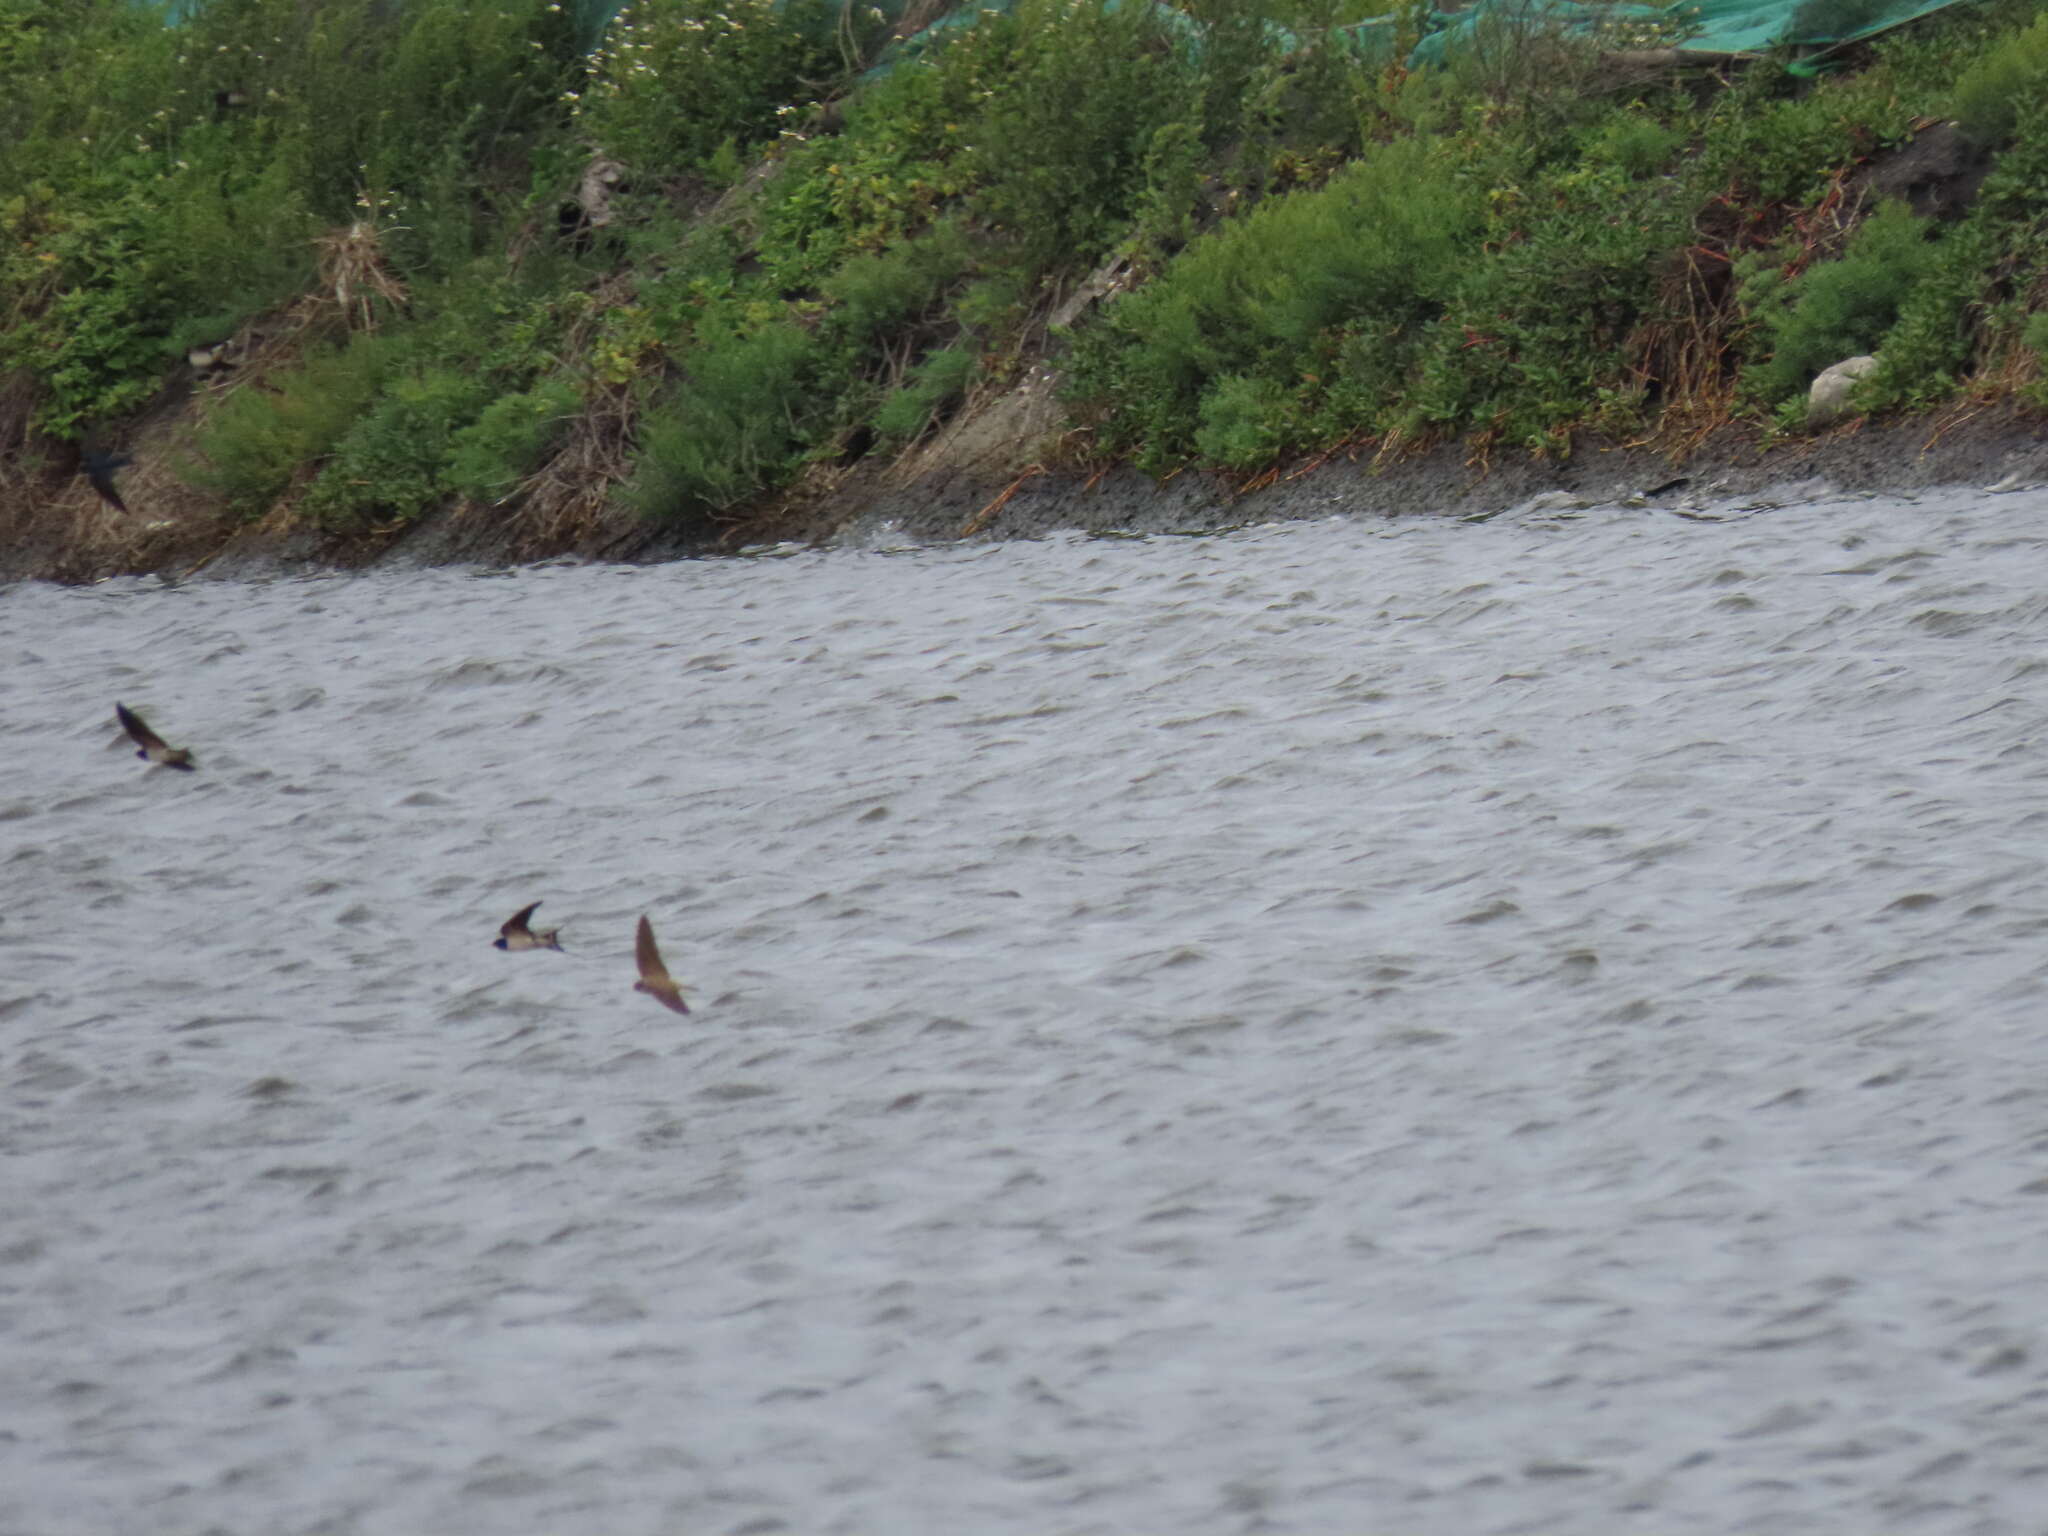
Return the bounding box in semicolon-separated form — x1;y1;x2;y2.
502;901;541;938
85;458;129;513
115;702;166;753
635;915;669;985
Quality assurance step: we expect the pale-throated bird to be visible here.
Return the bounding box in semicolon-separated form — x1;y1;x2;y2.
494;901;563;952
114;702;195;770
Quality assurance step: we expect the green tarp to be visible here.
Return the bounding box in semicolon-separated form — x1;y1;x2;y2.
1392;0;1979;70
1677;0;1973;52
163;0;1988;77
856;0;1984;78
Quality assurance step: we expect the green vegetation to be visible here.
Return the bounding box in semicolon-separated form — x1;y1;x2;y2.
1950;9;2048;147
3;0;2047;549
1736;200;1942;406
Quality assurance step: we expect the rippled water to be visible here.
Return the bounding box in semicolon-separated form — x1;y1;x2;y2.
9;487;2048;1535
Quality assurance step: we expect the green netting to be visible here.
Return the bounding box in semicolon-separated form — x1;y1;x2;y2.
1394;0;1978;70
1681;0;1973;52
841;0;1984;78
161;0;1985;78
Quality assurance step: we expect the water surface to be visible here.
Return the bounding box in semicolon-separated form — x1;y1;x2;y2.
7;489;2048;1534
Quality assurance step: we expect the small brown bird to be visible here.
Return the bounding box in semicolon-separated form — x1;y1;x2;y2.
114;702;195;770
494;901;562;952
633;915;691;1015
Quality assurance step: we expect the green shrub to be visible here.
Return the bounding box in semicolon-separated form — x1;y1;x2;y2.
1694;67;1916;207
250;0;579;222
630;321;822;519
1743;199;1941;403
954;269;1030;335
1065;136;1485;470
303;365;491;529
1590;112;1684;180
0;0;576;439
2026;312;2048;367
1861;103;2048;405
179;334;400;516
2021;310;2048;408
1;184;173;435
576;0;871;177
1951;12;2048;148
752;58;983;292
819;222;975;348
873;345;978;443
1424;0;1676;136
965;0;1200;276
446;377;581;501
1193;373;1297;468
1408;153;1689;447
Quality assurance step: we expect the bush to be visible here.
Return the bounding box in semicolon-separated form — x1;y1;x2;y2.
446;377;582;502
965;0;1201;276
752;52;985;292
179;334;401;516
630;321;822;518
249;0;580;222
1693;67;1916;208
1193;373;1296;468
0;0;577;439
874;345;978;443
1951;11;2048;148
1408;154;1689;447
575;0;873;178
303;365;491;529
1743;199;1941;403
1065;136;1485;470
2022;311;2048;407
819;222;975;349
1860;102;2048;406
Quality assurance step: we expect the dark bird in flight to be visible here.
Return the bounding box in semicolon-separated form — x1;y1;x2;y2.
82;450;132;513
634;915;691;1015
494;901;563;952
114;702;195;770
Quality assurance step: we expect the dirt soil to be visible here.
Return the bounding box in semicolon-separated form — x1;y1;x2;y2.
763;395;2048;553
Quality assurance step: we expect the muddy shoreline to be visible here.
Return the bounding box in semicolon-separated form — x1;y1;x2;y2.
5;401;2044;584
809;403;2048;549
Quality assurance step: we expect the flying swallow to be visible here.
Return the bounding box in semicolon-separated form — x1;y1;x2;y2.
494;901;562;952
634;915;691;1015
114;702;195;770
83;451;132;513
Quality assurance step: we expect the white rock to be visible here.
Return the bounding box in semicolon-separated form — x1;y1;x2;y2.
1807;354;1880;427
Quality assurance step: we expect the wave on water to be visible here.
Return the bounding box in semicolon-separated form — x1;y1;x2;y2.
6;490;2048;1534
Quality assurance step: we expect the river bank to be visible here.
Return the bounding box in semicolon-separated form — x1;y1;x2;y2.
7;396;2043;585
6;0;2047;586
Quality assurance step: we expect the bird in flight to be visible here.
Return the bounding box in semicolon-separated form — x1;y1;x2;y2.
494;901;563;952
83;450;132;513
634;915;691;1014
114;702;195;770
